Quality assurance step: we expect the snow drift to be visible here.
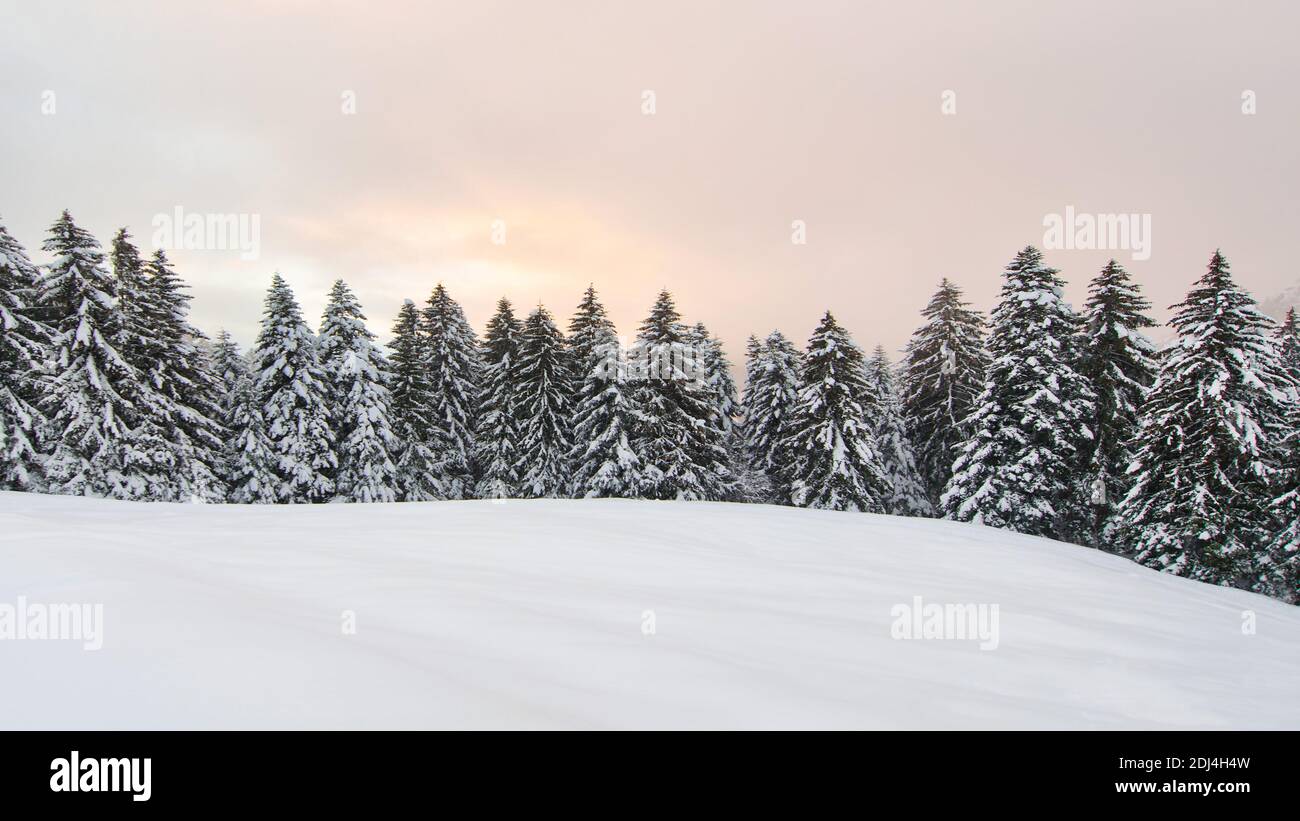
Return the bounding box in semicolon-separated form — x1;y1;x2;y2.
1;491;1295;729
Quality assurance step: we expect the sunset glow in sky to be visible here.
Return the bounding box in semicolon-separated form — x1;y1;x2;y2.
4;0;1298;363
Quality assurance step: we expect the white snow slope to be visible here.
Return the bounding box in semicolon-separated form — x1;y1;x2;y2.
1;491;1296;730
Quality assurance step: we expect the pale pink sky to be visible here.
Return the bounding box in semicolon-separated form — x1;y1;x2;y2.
3;0;1298;362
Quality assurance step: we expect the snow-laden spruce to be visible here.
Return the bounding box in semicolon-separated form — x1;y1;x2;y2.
1267;308;1300;600
629;290;734;501
1278;308;1300;384
1119;250;1295;589
688;322;746;501
1076;260;1157;545
252;274;336;503
1262;394;1300;603
513;305;574;498
742;330;801;504
900;278;988;506
779;311;889;512
569;323;645;498
386;300;444;501
99;230;182;501
420;284;479;499
565;285;614;394
0;220;51;491
108;229;156;376
209;330;245;400
141;249;227;501
735;335;774;503
217;334;278;504
38;211;157;498
942;247;1095;540
865;346;932;516
473;298;524;500
319;280;398;503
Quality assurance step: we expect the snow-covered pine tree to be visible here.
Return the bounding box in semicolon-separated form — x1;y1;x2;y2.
252;273;336;503
386;300;443;501
209;330;256;499
109;228;160;374
209;329;246;400
1260;400;1300;603
566;284;616;385
688;322;744;501
1076;260;1158;545
319;279;398;503
900;278;988;506
1277;308;1300;383
628;290;733;500
743;335;763;390
221;340;278;504
102;230;181;500
1118;250;1294;588
473;298;524;500
941;247;1095;540
142;249;226;501
779;312;889;512
38;211;156;497
0;220;51;490
1266;308;1300;600
420;283;479;498
569;323;645;497
513;305;574;498
742;330;801;503
865;346;932;516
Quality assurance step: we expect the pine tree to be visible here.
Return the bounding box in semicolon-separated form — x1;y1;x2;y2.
779;312;889;512
319;280;398;503
1277;308;1300;383
1075;260;1158;544
743;335;764;391
900;278;988;506
742;330;801;503
1119;250;1293;587
866;346;932;516
629;290;733;500
1261;413;1300;603
38;211;158;497
210;330;251;497
566;285;616;385
252;273;335;503
569;324;645;497
39;210;166;493
420;283;479;499
109;228;159;374
218;335;278;504
513;305;574;497
941;247;1095;539
103;230;182;500
688;322;744;501
142;249;226;501
387;300;443;501
1266;309;1300;601
473;298;524;500
0;220;51;490
209;329;246;400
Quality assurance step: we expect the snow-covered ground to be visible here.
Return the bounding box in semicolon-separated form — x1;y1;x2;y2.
1;491;1296;729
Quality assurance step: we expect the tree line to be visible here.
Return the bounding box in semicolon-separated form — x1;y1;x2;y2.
0;212;1295;603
